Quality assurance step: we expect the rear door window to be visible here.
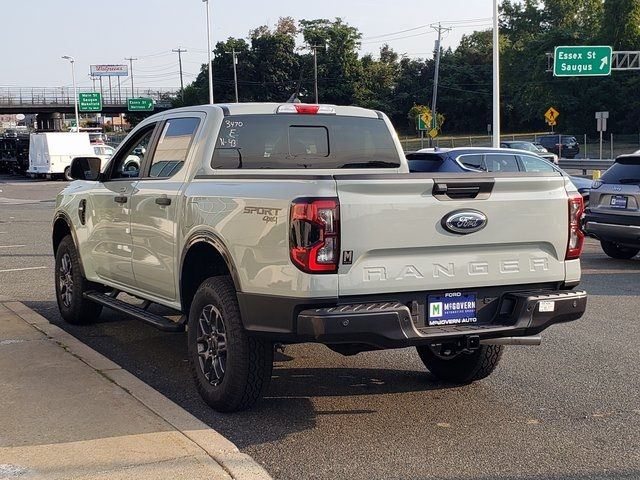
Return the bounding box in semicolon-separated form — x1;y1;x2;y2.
211;114;400;169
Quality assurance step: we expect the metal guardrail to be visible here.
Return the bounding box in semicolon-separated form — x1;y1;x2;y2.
558;159;614;170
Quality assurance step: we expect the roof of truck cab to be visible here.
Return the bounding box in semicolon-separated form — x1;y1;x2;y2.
147;103;381;119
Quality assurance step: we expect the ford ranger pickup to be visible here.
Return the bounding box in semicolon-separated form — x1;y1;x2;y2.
52;103;587;412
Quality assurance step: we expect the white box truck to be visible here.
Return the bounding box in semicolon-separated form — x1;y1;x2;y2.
28;132;94;180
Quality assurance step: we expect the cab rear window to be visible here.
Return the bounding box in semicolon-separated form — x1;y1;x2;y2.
601;158;640;184
211;114;400;169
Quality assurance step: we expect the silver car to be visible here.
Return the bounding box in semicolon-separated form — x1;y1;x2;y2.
584;155;640;259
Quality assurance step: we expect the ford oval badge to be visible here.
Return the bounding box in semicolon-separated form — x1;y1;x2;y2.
442;210;487;235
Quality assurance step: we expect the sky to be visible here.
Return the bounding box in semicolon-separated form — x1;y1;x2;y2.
3;0;494;91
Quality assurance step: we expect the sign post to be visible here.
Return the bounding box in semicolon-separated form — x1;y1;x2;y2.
596;111;609;160
553;46;612;77
78;92;102;112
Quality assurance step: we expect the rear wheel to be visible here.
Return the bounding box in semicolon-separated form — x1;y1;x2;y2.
416;344;503;384
63;166;73;181
187;276;273;412
55;235;103;324
601;240;639;260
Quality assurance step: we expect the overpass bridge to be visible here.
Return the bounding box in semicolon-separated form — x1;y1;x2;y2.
0;86;177;117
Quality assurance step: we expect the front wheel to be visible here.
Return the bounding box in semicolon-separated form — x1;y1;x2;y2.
601;240;639;260
63;166;73;181
187;276;273;412
416;344;503;384
55;235;103;324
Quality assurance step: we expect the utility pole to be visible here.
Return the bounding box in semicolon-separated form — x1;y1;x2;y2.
310;45;324;104
492;0;501;147
172;47;187;100
429;23;451;145
125;57;137;98
225;50;239;102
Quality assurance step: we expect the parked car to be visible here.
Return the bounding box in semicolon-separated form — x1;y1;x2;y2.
52;104;586;412
583;155;640;259
406;147;592;202
537;135;580;159
500;140;559;164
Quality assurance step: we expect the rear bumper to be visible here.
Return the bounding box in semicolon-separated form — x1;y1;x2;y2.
239;286;586;349
583;212;640;247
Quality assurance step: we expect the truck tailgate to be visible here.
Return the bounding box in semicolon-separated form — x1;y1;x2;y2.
335;175;569;296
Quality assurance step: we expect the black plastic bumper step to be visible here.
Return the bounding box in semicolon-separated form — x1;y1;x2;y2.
84;291;185;332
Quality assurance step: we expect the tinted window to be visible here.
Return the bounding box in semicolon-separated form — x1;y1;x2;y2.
458;154;484;170
406;153;444;172
484;154;520;172
601;158;640;184
519;155;555;172
149;117;200;178
211;114;400;169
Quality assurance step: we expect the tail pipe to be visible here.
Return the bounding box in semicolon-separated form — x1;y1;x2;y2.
481;335;542;346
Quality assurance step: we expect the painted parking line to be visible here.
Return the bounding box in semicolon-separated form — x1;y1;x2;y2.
0;266;47;273
0;245;26;248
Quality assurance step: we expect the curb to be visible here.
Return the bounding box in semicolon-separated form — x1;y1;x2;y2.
2;301;272;480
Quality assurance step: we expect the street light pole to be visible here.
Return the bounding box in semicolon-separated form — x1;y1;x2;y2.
492;0;501;147
203;0;214;103
62;55;79;132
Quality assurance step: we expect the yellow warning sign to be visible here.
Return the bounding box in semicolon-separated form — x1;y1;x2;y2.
428;128;439;138
545;107;559;125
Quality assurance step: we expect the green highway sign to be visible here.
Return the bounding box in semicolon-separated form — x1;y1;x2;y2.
78;92;102;112
417;112;432;131
554;45;612;77
127;98;154;112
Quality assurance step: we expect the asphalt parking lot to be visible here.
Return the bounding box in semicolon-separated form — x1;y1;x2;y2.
1;174;639;480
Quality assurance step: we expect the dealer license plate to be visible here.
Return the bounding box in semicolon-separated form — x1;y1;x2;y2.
427;293;478;326
610;195;628;209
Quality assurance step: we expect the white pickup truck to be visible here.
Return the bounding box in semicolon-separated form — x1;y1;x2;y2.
52;103;587;412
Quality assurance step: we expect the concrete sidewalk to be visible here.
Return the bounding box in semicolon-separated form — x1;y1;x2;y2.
0;300;271;480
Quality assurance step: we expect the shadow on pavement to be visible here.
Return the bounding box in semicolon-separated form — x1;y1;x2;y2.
25;299;453;450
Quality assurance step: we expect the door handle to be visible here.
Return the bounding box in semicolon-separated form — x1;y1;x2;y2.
114;195;128;204
155;197;171;206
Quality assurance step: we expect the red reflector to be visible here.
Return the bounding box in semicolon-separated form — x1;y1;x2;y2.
294;104;320;114
566;192;585;260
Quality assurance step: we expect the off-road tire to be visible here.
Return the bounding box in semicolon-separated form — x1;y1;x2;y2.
187;276;273;412
416;344;504;384
55;235;103;324
600;241;639;260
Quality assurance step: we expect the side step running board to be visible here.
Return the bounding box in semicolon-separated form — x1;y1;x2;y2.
84;291;185;332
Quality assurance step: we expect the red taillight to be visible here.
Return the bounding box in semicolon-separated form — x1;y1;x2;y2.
290;198;340;273
566;192;585;260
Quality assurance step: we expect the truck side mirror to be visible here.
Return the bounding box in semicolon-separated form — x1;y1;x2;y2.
70;157;102;181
